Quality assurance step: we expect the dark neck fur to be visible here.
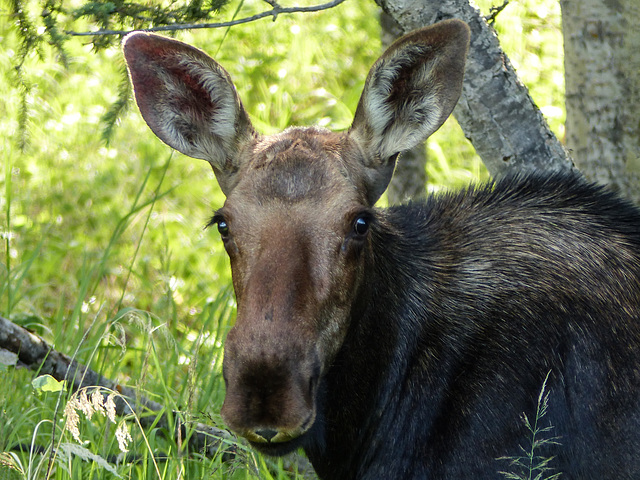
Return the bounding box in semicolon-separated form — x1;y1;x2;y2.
304;204;444;479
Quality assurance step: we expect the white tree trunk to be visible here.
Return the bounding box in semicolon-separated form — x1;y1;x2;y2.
375;0;573;177
561;0;640;203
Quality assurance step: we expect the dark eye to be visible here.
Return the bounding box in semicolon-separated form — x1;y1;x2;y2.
353;216;369;236
217;219;230;237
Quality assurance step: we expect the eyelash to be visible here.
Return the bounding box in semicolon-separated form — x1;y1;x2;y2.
207;213;229;236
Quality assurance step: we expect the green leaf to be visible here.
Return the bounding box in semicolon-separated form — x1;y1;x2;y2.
31;374;67;393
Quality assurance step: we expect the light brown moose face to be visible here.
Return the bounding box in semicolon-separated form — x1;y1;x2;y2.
215;129;372;450
123;19;469;454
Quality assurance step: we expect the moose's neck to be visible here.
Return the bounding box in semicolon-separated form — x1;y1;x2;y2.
304;204;446;479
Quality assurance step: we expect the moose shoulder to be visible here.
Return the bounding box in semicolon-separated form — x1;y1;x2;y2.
123;20;640;479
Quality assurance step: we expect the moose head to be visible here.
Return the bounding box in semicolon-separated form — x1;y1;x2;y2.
123;19;470;454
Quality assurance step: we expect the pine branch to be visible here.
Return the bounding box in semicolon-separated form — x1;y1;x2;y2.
101;66;132;144
5;0;346;147
65;0;347;36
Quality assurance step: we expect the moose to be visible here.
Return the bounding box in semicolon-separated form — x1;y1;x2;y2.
123;19;640;479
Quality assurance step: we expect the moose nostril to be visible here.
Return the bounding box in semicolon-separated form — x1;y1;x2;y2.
254;428;279;442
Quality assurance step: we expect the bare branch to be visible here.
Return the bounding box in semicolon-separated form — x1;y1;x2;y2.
485;0;510;24
65;0;346;37
262;0;282;9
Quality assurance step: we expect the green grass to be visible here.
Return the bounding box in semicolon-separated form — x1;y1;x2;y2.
499;372;562;480
0;0;564;478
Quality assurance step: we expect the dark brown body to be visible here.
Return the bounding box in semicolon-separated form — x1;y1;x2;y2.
123;21;640;479
305;173;640;478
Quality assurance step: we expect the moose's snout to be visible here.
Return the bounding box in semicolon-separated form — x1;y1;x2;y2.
221;324;321;451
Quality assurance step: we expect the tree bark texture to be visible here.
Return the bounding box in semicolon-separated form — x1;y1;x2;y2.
560;0;640;203
382;11;429;203
374;0;574;177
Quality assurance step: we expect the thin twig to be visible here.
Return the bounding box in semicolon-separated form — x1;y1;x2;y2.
65;0;346;37
261;0;281;8
485;0;510;25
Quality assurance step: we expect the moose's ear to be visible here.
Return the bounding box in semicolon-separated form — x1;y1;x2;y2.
349;19;470;204
122;32;256;195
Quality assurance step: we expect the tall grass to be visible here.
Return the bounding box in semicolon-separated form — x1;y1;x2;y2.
499;373;562;480
0;0;564;478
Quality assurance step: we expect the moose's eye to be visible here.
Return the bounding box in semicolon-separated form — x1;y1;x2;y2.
207;212;232;240
353;216;370;236
217;219;230;237
341;212;373;253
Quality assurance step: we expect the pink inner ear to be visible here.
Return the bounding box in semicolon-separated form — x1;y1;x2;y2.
124;35;170;128
124;34;215;148
166;65;217;115
123;34;173;78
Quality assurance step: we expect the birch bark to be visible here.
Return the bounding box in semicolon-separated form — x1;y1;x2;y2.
561;0;640;203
